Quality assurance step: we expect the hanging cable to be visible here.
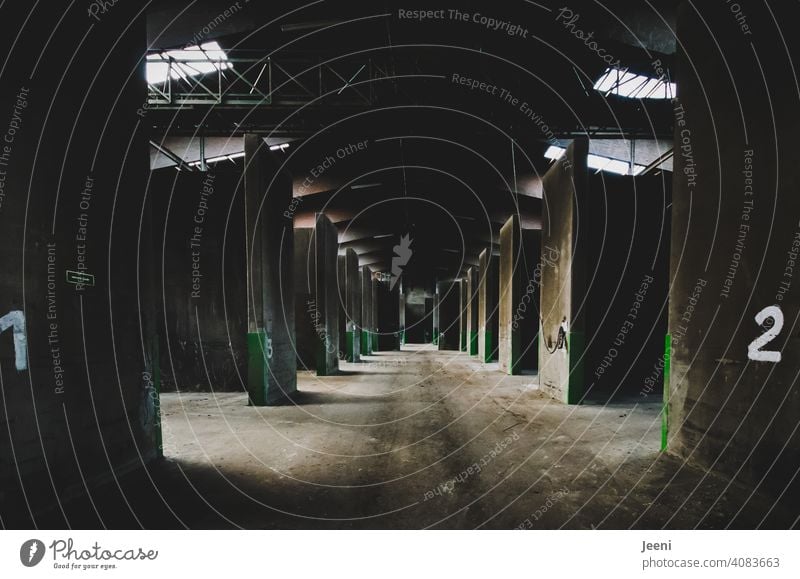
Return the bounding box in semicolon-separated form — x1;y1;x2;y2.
544;317;568;354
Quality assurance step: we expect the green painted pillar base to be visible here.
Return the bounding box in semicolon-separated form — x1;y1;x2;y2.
247;330;269;406
566;331;586;405
469;331;478;355
662;334;671;451
361;331;370;355
371;331;379;353
346;331;355;362
400;330;406;346
433;328;439;346
483;331;495;363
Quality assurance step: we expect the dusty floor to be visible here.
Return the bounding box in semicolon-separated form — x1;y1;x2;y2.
18;345;799;528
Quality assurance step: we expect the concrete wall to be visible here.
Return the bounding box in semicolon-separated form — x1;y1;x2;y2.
499;216;541;374
294;213;338;375
478;250;500;362
151;169;246;392
0;6;157;518
437;281;461;351
667;1;800;491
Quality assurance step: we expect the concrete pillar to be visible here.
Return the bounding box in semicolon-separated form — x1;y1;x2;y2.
540;138;670;404
360;266;372;355
478;249;500;362
467;267;480;355
666;1;800;490
245;135;296;404
294;213;339;375
459;279;468;351
432;291;440;345
539;140;588;403
337;249;360;362
499;215;541;374
371;276;379;352
520;230;541;372
399;290;406;345
437;281;461;350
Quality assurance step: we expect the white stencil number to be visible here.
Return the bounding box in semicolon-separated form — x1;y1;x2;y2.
0;310;27;371
747;306;783;363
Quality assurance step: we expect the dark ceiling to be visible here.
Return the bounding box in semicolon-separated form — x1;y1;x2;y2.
146;0;678;285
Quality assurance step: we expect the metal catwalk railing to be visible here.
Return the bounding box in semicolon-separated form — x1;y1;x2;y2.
146;50;381;108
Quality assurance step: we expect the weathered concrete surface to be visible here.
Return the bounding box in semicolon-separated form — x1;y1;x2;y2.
0;6;158;518
151;169;246;392
432;292;440;345
294;213;339;375
540;140;588;403
399;291;406;345
371;277;378;353
436;281;461;351
499;215;541;375
360;266;373;355
466;267;480;355
478;250;499;362
459;279;468;351
12;346;796;528
245;135;296;404
519;230;541;372
540;140;671;404
667;1;800;493
337;249;360;362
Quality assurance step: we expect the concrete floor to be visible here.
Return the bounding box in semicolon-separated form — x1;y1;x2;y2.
17;345;797;528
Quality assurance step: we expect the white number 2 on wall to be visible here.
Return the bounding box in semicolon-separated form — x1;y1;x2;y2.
747;305;783;363
0;310;27;371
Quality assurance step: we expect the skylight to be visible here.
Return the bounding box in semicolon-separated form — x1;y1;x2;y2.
593;67;675;100
146;41;232;85
544;145;645;176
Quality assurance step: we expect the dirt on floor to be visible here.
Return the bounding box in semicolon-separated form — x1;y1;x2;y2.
12;345;799;529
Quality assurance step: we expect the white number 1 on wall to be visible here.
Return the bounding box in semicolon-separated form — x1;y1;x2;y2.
0;310;27;371
747;305;783;363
